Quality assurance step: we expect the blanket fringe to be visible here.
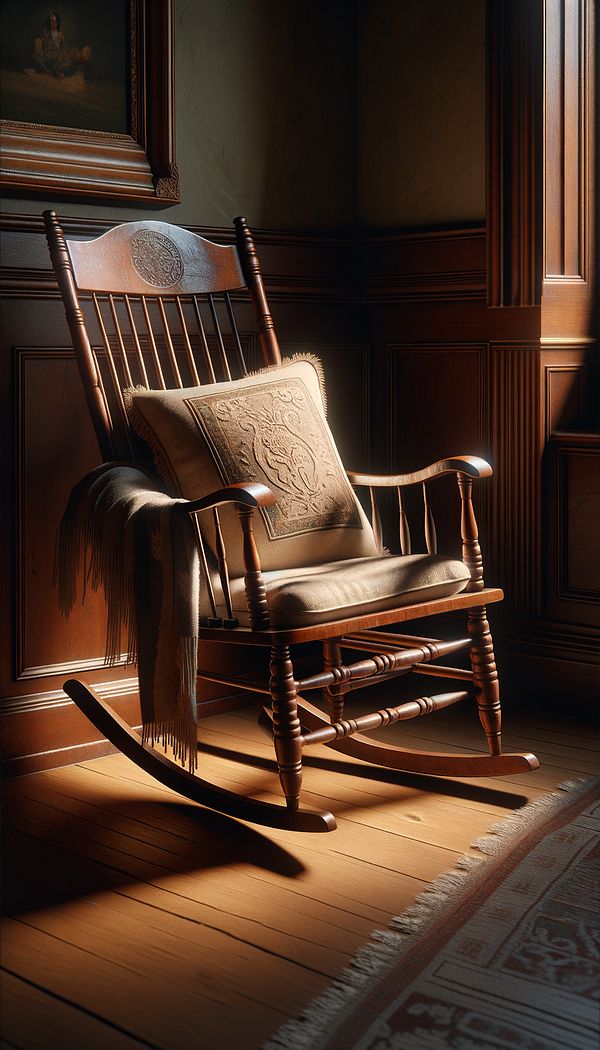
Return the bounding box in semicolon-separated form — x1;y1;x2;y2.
56;464;200;772
142;719;198;773
263;776;597;1050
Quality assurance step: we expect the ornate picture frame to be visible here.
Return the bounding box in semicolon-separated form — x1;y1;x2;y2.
0;0;179;206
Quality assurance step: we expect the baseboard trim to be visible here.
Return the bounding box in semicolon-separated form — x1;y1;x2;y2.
1;680;252;779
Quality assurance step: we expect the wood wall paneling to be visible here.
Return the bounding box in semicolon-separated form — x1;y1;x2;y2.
1;680;140;777
15;349;112;679
545;366;586;435
563;450;600;597
280;341;371;471
484;0;598;705
387;343;488;560
361;197;597;701
546;434;600;628
542;344;598;438
362;227;486;304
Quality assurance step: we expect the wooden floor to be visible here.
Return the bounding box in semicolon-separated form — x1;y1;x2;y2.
2;698;599;1050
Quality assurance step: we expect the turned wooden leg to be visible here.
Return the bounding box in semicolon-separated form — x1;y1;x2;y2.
323;639;346;722
468;606;502;755
269;645;303;810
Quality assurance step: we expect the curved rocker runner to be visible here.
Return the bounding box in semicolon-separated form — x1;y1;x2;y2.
63;679;336;832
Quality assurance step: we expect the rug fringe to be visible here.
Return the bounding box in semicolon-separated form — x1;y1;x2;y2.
262;776;595;1050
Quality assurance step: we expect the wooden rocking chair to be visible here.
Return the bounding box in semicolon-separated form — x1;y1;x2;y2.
44;210;538;833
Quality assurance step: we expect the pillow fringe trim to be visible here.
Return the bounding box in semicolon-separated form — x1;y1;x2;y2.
246;353;328;415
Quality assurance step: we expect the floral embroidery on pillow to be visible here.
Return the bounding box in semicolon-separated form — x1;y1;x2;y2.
185;377;361;539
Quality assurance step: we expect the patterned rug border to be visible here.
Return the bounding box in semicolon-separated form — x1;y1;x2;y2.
264;775;600;1050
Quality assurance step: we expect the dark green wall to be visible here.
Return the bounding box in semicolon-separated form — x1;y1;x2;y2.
1;0;356;229
1;0;485;230
357;0;485;227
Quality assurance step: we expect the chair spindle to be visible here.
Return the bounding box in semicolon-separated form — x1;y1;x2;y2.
107;295;134;388
141;298;166;389
123;295;150;387
192;296;217;383
157;298;183;387
212;508;237;627
175;297;201;386
92;294;135;457
369;487;384;553
224;292;248;376
44;209;115;461
208;294;233;381
323;640;346;723
397;486;412;555
422;482;438;555
236;507;271;630
191;516;221;627
457;474;484;589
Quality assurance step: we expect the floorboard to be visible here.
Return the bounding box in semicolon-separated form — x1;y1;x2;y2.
2;700;598;1049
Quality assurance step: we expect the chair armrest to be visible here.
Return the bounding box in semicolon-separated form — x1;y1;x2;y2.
347;456;492;488
174;482;276;515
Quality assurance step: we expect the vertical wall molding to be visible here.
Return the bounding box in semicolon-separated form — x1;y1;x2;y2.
544;0;587;281
542;0;596;339
489;343;542;615
486;0;543;307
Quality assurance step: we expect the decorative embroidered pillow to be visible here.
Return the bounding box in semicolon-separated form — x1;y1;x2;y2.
124;356;378;577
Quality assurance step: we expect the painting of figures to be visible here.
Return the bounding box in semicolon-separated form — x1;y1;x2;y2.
0;1;129;134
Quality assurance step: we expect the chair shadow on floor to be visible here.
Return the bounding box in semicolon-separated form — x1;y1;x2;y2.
199;737;531;812
1;793;305;916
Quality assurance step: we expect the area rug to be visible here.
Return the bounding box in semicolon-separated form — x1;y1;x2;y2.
265;776;600;1050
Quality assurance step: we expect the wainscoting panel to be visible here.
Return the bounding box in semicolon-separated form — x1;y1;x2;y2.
386;343;488;560
14;348;110;679
546;434;600;627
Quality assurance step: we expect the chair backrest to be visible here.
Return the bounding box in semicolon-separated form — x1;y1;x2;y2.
44;212;282;462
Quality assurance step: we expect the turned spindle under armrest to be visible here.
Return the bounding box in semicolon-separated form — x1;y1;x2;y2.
175;481;275;630
348;457;491;580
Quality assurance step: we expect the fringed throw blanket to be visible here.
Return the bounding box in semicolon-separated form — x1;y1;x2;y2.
56;463;200;769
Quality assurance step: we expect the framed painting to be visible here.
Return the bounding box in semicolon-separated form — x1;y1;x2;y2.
0;0;179;205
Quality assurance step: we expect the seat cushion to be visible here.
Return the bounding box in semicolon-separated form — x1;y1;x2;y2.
220;553;471;628
125;356;378;578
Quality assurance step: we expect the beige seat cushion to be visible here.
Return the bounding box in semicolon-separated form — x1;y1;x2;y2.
215;553;471;628
125;356;378;578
